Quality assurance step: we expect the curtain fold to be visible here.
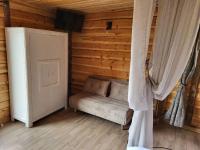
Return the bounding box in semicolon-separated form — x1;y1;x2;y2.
165;29;200;127
127;1;155;148
186;29;200;125
127;0;200;149
128;0;155;111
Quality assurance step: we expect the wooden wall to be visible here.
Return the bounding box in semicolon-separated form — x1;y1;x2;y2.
10;0;55;30
25;0;133;14
71;8;156;94
1;0;200;128
71;8;200;128
0;0;55;124
0;4;9;124
192;83;200;127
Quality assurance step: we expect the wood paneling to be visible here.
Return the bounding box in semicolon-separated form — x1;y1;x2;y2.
191;79;200;127
25;0;133;13
71;9;132;93
10;0;55;30
0;0;56;124
2;0;200;128
190;42;200;127
0;3;9;124
71;8;200;128
71;9;156;94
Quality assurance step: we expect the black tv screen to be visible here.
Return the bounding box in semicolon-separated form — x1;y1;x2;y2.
55;9;85;32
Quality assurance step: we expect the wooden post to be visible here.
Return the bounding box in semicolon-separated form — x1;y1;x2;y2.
68;32;72;97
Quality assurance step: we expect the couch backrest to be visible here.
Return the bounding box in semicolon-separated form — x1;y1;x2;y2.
83;77;110;97
84;76;129;102
109;79;128;102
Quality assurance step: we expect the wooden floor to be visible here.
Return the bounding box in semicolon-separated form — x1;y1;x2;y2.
0;110;200;150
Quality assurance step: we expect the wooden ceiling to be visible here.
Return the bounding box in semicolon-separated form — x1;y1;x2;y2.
25;0;133;13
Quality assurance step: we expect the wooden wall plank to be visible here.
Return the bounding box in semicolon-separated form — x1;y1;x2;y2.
0;0;56;124
0;3;9;124
24;0;133;13
192;84;200;127
71;9;136;94
71;10;130;93
10;0;55;18
71;8;156;95
10;0;55;30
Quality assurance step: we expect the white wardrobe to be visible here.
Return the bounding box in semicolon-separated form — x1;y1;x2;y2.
5;28;68;127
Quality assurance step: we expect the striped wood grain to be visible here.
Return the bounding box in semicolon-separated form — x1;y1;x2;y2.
0;0;56;124
71;9;157;94
0;3;9;124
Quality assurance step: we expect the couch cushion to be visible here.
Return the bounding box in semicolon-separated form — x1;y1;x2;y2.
109;81;128;102
83;77;110;97
69;92;132;125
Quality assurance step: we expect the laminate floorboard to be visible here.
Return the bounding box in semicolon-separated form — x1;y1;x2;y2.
0;110;199;150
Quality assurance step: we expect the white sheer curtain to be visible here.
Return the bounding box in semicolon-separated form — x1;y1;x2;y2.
127;0;200;149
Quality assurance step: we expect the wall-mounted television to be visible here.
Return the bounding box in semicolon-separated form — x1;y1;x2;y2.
55;9;85;32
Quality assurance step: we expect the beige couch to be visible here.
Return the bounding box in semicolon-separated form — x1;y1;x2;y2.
69;76;133;128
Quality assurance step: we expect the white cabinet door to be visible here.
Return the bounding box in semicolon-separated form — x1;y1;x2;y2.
28;31;68;121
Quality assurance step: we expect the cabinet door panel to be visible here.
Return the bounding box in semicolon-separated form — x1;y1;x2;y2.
28;32;67;121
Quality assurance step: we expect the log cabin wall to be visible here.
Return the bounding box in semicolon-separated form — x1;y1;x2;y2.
71;9;133;94
0;3;9;124
71;8;200;128
0;0;56;124
0;0;199;128
71;8;157;94
192;83;200;127
10;0;55;30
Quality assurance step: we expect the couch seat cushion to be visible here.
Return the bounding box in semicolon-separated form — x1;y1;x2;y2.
69;92;132;125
